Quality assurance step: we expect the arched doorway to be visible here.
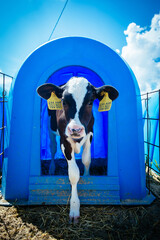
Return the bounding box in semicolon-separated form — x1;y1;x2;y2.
40;66;108;176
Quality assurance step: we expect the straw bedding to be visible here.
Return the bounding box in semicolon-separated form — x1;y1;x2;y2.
0;174;160;240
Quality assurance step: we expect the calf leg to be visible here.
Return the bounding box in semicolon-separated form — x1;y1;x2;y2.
68;158;80;223
61;142;80;224
82;132;93;176
49;130;57;175
48;116;57;175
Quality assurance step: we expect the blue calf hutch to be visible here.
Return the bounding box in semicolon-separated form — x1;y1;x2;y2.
1;37;154;205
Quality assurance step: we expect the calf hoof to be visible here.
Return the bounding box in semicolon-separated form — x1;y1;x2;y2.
83;172;89;176
49;162;55;175
83;166;90;176
83;170;90;176
69;216;80;224
49;169;55;175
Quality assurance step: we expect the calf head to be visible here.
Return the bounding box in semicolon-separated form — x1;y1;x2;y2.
37;77;118;140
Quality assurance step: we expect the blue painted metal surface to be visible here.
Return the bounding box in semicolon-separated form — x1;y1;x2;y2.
28;176;120;205
1;37;150;204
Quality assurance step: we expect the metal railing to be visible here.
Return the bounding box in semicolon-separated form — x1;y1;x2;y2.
0;72;13;170
141;89;160;193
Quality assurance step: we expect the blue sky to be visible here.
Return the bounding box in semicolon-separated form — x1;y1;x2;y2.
0;0;159;80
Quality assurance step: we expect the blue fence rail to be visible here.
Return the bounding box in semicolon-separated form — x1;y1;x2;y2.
141;89;160;192
0;72;13;172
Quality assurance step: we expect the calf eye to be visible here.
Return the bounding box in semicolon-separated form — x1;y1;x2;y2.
88;101;93;106
62;99;67;106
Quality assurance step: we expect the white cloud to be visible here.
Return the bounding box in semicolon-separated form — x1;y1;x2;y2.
116;49;120;54
121;13;160;93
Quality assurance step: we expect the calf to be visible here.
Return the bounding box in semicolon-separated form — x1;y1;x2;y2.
37;77;118;223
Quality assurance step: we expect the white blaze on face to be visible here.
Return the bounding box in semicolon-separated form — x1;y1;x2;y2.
67;77;88;110
66;77;89;137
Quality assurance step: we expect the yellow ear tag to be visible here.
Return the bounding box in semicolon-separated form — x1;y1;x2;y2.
98;92;112;112
47;92;63;110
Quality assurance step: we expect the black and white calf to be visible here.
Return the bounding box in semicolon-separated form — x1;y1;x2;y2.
37;77;118;223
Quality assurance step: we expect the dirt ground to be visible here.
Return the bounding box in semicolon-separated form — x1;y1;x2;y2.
0;173;160;240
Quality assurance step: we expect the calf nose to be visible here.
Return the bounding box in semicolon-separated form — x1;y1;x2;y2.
68;126;84;135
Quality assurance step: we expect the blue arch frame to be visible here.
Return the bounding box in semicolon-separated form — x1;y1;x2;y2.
2;37;153;204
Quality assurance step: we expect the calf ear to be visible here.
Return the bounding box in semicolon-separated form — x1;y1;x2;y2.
96;85;119;101
95;85;119;112
37;83;64;100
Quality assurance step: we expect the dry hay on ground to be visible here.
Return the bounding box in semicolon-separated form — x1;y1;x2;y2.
147;169;160;198
0;173;160;240
0;199;160;240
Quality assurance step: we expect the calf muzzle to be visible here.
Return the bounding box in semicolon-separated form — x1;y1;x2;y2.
67;125;84;138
